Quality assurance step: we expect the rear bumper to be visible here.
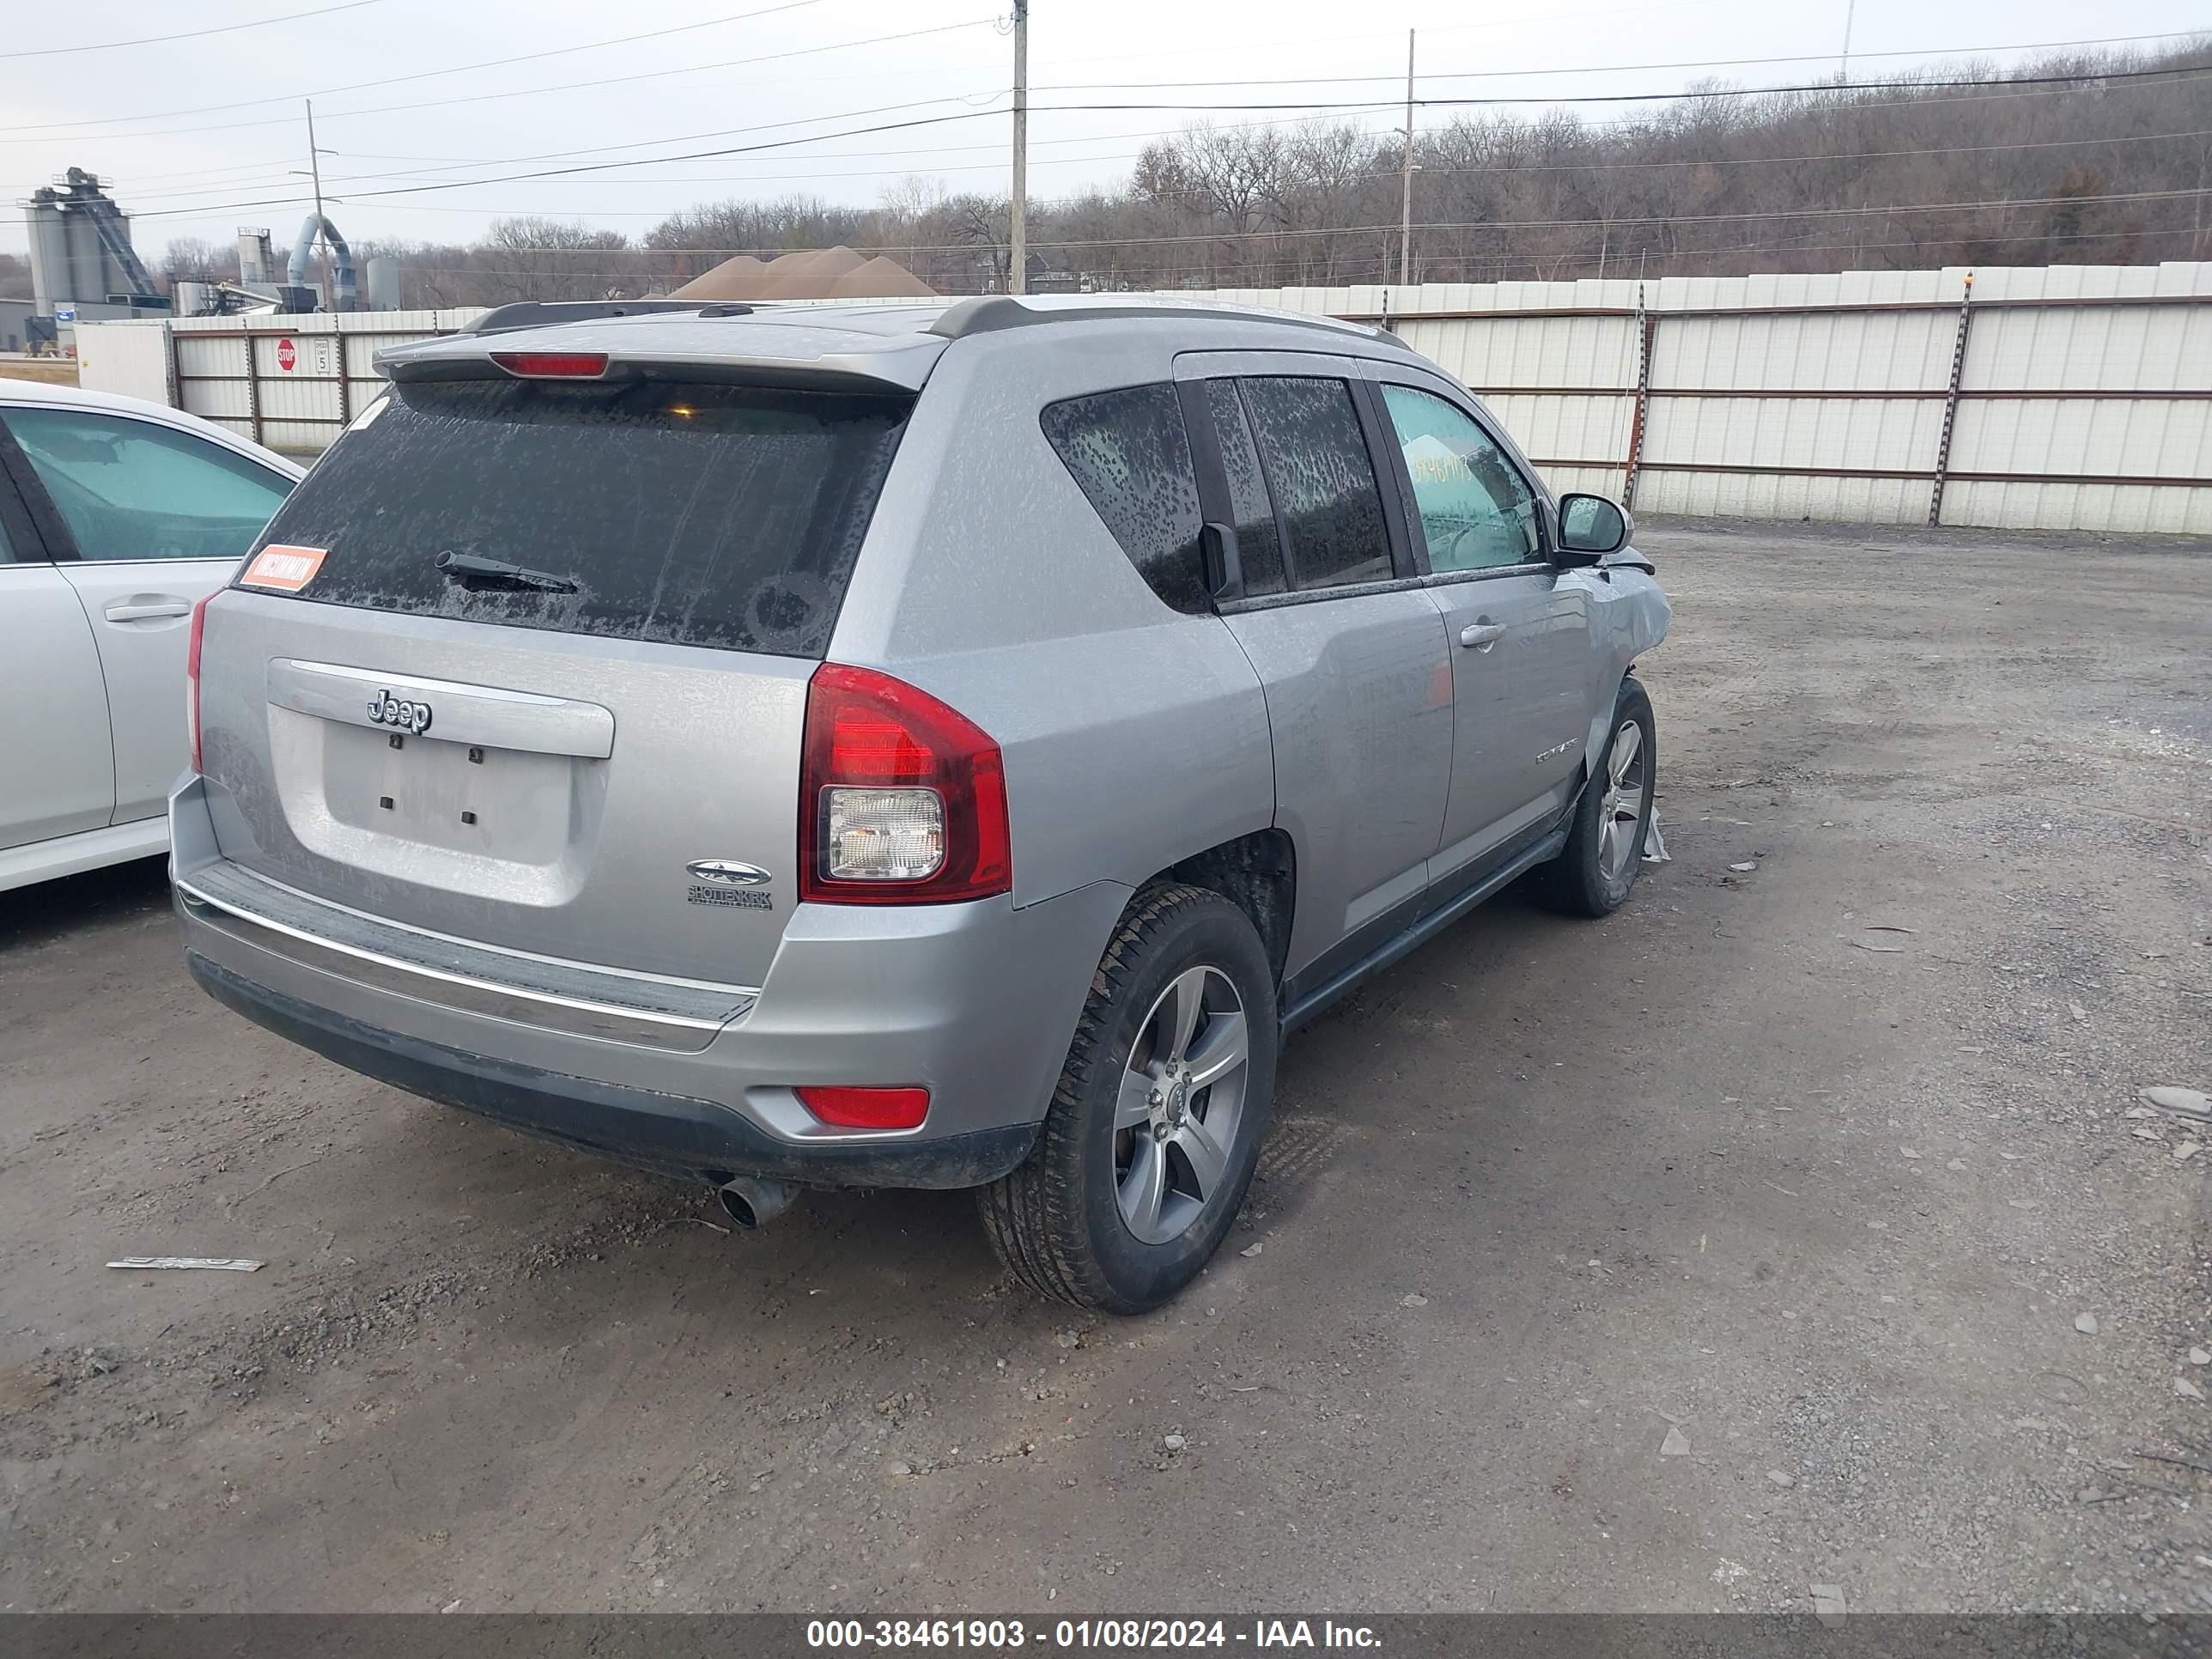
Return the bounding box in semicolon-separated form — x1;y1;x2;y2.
169;776;1128;1191
186;951;1037;1188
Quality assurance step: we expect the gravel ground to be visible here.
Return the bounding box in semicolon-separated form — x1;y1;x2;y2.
0;521;2206;1614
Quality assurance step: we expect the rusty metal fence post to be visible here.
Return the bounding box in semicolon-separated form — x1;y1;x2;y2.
1621;287;1657;510
242;333;264;447
1928;272;1975;526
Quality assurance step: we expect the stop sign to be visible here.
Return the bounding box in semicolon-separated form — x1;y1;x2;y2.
276;337;297;372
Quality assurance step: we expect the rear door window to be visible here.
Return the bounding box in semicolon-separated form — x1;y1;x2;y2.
1236;376;1393;591
245;379;913;659
1200;380;1287;598
1039;382;1206;614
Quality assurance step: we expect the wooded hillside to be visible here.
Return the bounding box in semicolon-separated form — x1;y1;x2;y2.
170;41;2212;306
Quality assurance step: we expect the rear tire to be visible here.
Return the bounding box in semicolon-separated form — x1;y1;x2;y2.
1539;676;1656;919
980;884;1276;1314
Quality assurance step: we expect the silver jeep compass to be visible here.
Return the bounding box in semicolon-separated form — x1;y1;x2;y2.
173;294;1670;1312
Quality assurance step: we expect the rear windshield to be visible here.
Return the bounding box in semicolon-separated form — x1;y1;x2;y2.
245;378;913;659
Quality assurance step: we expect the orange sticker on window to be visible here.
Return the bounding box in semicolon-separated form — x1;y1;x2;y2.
240;544;328;592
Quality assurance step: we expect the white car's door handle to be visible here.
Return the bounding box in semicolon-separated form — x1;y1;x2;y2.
1459;622;1508;649
103;597;193;623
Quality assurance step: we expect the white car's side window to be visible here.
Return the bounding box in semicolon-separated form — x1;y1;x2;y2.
2;408;292;563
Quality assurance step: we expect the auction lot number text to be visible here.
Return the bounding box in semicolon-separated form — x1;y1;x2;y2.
808;1622;1380;1650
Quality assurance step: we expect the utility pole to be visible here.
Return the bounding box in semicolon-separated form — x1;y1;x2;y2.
1010;1;1029;295
1399;29;1415;289
1840;0;1856;78
305;99;329;308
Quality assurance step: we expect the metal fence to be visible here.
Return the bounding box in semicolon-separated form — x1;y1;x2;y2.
1194;263;2212;533
76;308;481;454
74;264;2212;532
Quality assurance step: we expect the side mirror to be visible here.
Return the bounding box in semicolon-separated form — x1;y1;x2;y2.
1557;493;1632;562
1199;522;1243;602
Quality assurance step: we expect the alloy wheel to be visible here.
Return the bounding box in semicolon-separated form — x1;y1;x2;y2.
1112;965;1250;1245
1596;720;1646;883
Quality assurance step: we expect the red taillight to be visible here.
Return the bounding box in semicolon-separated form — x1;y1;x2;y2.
185;592;212;775
798;663;1011;905
796;1085;930;1132
489;350;610;380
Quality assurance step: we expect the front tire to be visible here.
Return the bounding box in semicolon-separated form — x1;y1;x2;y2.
980;884;1277;1313
1540;676;1656;918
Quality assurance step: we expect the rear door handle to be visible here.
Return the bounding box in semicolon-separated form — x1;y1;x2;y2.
103;597;193;623
1459;623;1508;649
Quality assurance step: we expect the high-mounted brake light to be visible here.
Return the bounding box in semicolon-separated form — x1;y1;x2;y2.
489;350;610;380
185;592;212;775
799;663;1011;905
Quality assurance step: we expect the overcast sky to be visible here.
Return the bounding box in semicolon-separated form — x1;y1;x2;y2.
4;0;2206;264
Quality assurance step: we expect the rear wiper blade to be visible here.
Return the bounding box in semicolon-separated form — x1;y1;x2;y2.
435;550;578;594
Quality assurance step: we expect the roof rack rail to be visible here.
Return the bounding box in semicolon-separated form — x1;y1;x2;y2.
925;294;1412;350
462;299;706;337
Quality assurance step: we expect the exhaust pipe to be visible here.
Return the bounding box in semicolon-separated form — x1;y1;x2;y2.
717;1176;796;1230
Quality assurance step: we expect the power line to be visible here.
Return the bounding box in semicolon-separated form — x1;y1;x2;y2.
23;92;1026;199
373;212;2212;287
101;100;2212;213
404;217;2212;289
125;114;1401;211
1040;0;1747;73
105;23;2201;197
107;93;1018;210
100;62;2212;222
121;106;1025;218
0;0;386;59
0;0;835;134
15;24;2207;148
1060;187;2212;247
1034;30;2212;91
116;21;1005;179
320;122;2212;205
347;187;2212;259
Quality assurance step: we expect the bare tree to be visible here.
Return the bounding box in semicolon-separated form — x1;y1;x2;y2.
476;218;633;302
159;236;234;288
252;40;2212;310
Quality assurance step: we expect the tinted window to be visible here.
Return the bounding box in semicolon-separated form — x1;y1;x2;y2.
1039;383;1205;614
249;379;911;659
1202;380;1286;597
1380;384;1542;572
1237;377;1392;591
4;407;291;562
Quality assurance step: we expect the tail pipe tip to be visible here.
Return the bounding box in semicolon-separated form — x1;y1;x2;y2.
717;1176;796;1230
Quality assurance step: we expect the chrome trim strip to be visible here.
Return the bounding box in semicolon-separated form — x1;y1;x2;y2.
177;876;754;1054
267;659;616;758
185;859;751;1001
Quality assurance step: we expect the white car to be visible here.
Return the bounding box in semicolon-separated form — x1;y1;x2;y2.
1;378;301;891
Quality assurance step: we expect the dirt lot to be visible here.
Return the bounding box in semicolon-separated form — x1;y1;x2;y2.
1;523;2207;1615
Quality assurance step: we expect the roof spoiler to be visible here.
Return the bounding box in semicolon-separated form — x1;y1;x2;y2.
462;299;716;336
